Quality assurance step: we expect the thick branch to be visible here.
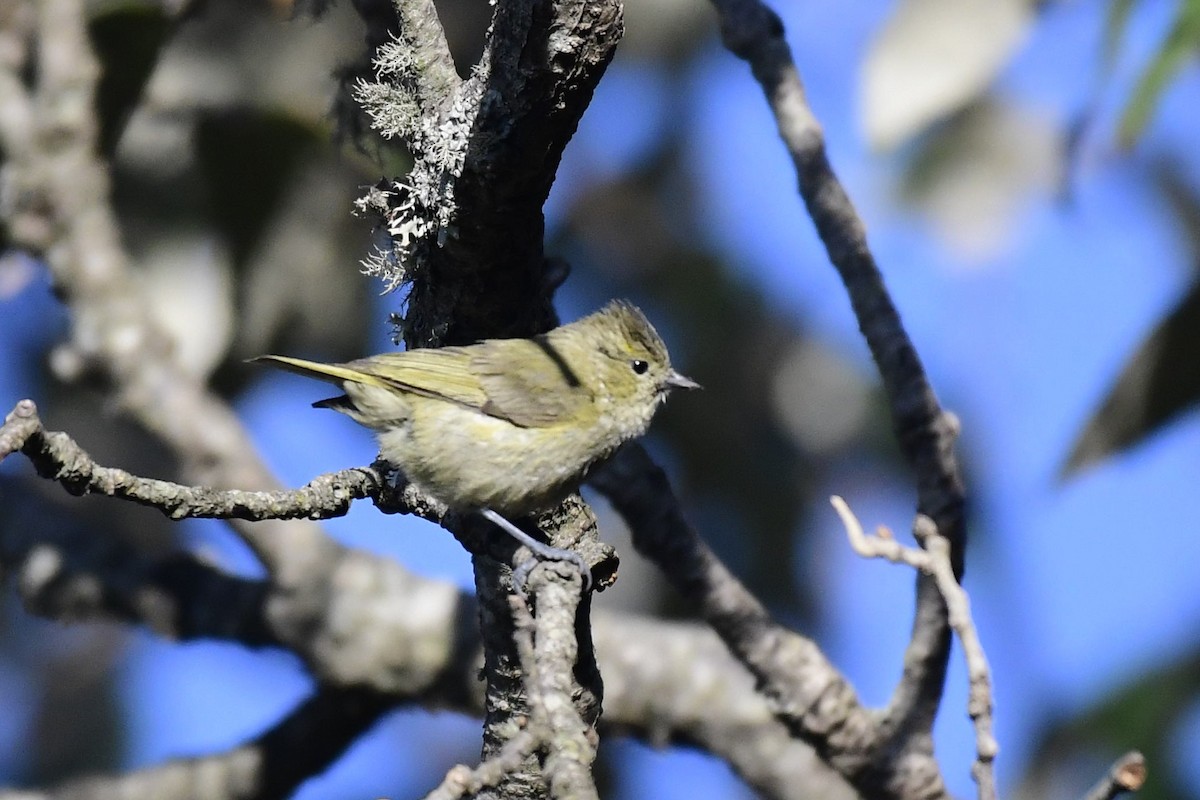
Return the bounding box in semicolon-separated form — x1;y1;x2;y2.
0;452;842;800
352;2;629;788
594;613;855;800
708;0;967;786
0;522;856;800
525;566;598;799
2;527;273;645
389;0;461;110
359;0;624;345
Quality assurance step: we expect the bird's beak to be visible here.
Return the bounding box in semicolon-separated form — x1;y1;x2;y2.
663;370;701;392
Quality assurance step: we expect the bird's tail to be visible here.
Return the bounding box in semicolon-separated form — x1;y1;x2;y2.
249;355;391;389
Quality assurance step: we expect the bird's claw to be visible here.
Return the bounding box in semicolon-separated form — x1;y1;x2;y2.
479;508;592;594
513;548;592;595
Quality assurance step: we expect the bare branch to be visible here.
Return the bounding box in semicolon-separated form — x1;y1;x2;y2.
590;445;893;791
526;565;599;799
354;3;630;783
0;685;392;800
3;396;620;611
2;521;274;645
386;0;461;109
1081;752;1146;800
442;563;597;798
831;497;996;800
422;733;539;800
0;0;342;586
0;464;858;800
367;0;625;347
708;0;967;781
593;613;856;800
2;400;381;522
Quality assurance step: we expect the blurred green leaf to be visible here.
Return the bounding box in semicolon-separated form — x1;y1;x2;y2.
1117;0;1200;148
1103;0;1139;68
1064;277;1200;475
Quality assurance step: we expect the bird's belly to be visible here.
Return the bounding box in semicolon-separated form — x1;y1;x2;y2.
377;406;600;516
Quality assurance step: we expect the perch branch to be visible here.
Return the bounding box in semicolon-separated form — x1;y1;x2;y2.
3;397;618;584
3;399;380;521
523;564;599;799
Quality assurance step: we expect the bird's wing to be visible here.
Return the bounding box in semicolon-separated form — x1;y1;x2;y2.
355;349;490;409
469;337;594;428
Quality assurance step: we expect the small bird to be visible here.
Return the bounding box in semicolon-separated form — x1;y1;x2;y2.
253;300;697;587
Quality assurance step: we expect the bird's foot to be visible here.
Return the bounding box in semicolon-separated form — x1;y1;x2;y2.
479;508;592;593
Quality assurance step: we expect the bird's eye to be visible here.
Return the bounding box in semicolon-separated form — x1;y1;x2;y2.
631;359;649;375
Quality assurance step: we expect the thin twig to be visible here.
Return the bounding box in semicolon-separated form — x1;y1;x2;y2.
831;496;996;800
422;732;540;800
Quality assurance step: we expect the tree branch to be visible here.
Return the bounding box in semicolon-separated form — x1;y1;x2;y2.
358;0;624;346
1;521;274;646
0;0;343;591
1;442;846;800
0;515;863;800
522;566;599;799
0;685;393;800
422;733;540;800
832;497;996;800
593;613;855;800
3;400;380;522
355;0;628;789
590;444;896;792
707;0;967;790
1080;752;1146;800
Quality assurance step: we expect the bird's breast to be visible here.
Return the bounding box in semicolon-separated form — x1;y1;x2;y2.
383;402;614;516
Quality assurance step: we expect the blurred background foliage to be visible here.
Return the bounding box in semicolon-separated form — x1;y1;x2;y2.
2;0;1200;798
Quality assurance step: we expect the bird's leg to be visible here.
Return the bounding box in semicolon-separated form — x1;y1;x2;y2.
479;508;592;592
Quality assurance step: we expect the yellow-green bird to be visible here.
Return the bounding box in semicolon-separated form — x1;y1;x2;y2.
253;300;697;585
